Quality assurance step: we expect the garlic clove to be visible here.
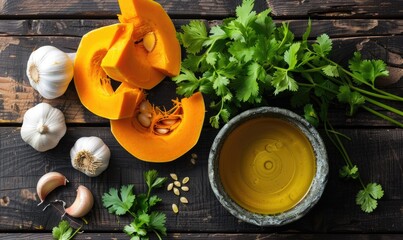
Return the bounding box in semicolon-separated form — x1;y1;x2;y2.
21;103;67;152
26;45;74;99
65;185;94;218
36;172;68;205
70;136;111;177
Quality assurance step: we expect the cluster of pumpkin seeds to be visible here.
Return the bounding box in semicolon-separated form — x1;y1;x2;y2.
167;173;190;214
190;153;198;165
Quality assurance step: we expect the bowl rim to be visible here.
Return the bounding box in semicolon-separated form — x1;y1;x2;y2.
208;106;329;226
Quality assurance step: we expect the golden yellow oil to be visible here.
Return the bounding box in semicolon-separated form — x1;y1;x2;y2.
219;117;316;214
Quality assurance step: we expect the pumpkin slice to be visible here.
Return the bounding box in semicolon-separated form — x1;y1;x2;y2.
101;23;166;89
110;92;205;162
115;0;181;84
74;23;145;119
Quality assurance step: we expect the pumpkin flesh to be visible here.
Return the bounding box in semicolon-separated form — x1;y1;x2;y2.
110;92;205;162
74;24;145;120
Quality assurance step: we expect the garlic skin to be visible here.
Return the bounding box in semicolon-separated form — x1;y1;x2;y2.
26;45;75;99
21;103;67;152
70;136;110;177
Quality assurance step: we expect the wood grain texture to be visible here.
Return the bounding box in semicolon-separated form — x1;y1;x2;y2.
0;233;402;240
267;0;403;18
0;127;402;232
0;0;267;19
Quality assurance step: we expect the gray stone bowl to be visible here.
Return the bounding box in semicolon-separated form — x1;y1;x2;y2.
208;107;329;226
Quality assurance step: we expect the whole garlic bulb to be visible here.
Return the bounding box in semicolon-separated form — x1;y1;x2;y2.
70;136;110;177
26;45;75;99
21;102;67;152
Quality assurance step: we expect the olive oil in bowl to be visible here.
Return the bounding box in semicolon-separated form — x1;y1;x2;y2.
208;107;328;226
219;117;315;214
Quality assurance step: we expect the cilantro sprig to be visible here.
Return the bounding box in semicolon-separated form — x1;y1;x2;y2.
52;220;81;240
174;0;399;212
102;170;167;240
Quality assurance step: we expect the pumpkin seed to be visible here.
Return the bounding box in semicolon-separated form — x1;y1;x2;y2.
190;158;197;165
161;118;178;126
174;181;181;187
137;113;151;127
172;203;179;214
170;173;178;181
173;187;180;196
167;183;174;191
139;101;152;113
143;32;156;52
155;127;170;135
182;177;190;184
181;186;189;192
191;153;198;159
180;197;188;204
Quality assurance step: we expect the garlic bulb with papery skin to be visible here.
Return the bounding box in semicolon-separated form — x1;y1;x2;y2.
26;45;75;99
70;136;110;177
21;103;67;152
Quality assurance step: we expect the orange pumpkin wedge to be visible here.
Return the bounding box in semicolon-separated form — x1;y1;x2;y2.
74;23;145;120
101;23;166;89
110;92;205;162
116;0;181;82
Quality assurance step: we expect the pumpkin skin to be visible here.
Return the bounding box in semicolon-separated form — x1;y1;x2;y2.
101;0;181;89
74;23;145;120
110;92;205;162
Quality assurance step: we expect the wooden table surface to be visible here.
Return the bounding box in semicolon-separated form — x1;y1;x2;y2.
0;0;402;239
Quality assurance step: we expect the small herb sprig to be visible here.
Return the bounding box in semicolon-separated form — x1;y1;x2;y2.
102;170;167;240
173;0;396;212
52;220;81;240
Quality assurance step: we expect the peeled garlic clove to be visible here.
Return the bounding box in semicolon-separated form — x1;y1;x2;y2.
70;136;110;177
36;172;68;205
65;185;94;218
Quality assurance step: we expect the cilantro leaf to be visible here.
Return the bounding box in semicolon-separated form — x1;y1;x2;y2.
52;220;75;240
322;65;339;77
284;42;301;70
236;0;256;26
145;170;166;190
348;52;389;86
178;20;208;54
149;211;167;236
304;104;319;127
102;185;135;215
233;62;261;102
312;34;332;57
339;165;359;179
271;69;298;95
337;85;365;116
356;183;384;213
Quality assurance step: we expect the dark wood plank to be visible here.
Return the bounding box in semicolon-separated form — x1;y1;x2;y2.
268;0;403;18
0;233;402;240
0;127;402;232
0;0;266;19
1;19;402;38
0;0;401;19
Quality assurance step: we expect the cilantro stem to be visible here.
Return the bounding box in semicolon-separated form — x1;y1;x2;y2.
362;105;403;128
365;97;403;117
351;85;402;101
67;226;82;240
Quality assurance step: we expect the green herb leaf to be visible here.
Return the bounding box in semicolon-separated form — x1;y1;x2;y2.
235;0;256;26
348;52;389;86
356;183;384;213
149;211;167;236
178;20;208;54
52;220;74;240
102;185;135;215
284;42;301;70
337;85;365;116
322;65;339;77
312;34;332;57
303;104;320;127
339;165;359;179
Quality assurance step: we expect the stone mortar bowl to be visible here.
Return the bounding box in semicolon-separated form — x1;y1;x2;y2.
208;107;329;226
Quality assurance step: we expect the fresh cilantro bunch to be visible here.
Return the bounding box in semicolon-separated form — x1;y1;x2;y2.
102;170;167;240
52;220;81;240
174;0;402;212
